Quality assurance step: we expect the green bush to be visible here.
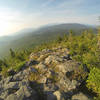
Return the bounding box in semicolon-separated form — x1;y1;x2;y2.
86;67;100;95
94;96;100;100
14;61;26;72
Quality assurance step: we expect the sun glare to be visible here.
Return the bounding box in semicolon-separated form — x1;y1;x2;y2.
0;21;11;36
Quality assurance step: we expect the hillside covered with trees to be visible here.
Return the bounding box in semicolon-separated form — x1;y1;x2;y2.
0;29;100;99
0;23;97;58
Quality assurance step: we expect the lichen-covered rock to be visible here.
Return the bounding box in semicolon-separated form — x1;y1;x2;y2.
44;55;64;65
37;76;47;83
6;94;18;100
72;92;92;100
36;63;47;72
16;85;33;99
53;91;65;100
4;82;19;90
0;47;92;100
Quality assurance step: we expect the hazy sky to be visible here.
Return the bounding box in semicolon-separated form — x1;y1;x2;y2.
0;0;100;36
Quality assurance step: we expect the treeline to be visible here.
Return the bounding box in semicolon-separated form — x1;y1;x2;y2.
0;48;31;76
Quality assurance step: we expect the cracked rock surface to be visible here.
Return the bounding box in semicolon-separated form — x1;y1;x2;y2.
0;47;93;100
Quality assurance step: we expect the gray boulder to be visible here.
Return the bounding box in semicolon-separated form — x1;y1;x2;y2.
45;91;57;100
6;94;18;100
72;92;92;100
53;91;65;100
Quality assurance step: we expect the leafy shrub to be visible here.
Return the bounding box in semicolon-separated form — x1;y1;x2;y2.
72;55;83;62
86;67;100;95
82;53;99;68
14;61;26;72
94;96;100;100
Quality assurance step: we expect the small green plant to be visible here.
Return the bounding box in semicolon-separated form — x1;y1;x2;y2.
14;61;26;72
94;96;100;100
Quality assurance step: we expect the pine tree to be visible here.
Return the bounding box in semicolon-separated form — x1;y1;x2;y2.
97;17;100;49
10;48;15;58
56;35;63;43
68;29;74;43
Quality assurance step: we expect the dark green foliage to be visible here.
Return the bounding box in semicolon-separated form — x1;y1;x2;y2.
0;48;32;77
10;48;16;58
0;59;9;68
0;60;3;66
86;67;100;96
56;35;63;43
14;61;26;72
94;96;100;100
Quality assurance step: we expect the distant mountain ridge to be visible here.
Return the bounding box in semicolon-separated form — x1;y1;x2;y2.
0;23;97;58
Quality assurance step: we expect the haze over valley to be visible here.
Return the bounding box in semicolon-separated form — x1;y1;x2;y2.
0;23;97;58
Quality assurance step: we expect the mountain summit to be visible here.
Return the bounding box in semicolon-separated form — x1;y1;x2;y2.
0;47;91;100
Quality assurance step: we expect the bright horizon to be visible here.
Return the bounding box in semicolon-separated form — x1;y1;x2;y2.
0;0;100;36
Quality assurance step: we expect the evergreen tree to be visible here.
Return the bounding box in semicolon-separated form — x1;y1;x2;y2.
2;58;8;67
10;48;15;58
97;28;100;49
97;17;100;49
68;29;74;41
0;60;3;66
56;35;63;43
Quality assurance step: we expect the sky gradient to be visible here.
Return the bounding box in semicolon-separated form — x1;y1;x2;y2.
0;0;100;36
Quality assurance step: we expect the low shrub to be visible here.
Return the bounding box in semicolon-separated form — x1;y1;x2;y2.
86;67;100;96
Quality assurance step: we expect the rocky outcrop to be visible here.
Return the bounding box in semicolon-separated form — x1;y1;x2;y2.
0;47;92;100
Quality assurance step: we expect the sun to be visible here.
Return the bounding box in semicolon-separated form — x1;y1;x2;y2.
0;11;23;37
0;20;11;36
